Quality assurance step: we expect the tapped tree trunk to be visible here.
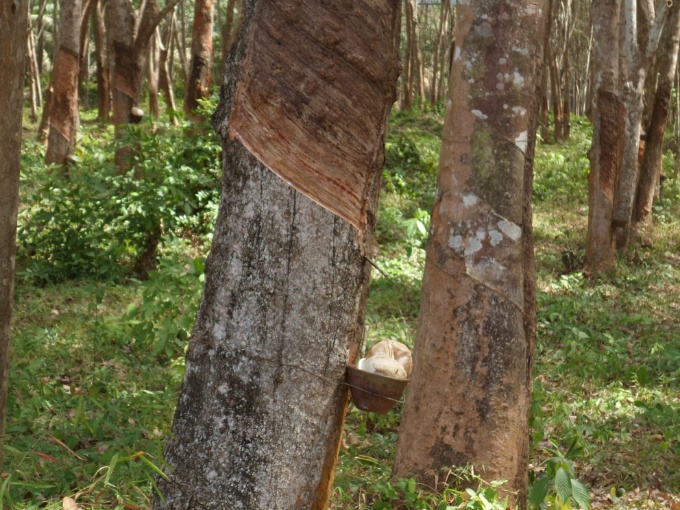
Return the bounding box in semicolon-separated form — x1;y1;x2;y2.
634;5;680;225
610;0;671;250
153;0;400;508
393;0;546;505
0;0;28;470
184;0;215;120
585;0;623;273
45;0;83;166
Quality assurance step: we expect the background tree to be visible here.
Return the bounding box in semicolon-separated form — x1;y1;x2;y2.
153;0;400;507
44;0;83;166
634;5;680;224
184;0;214;120
585;0;671;270
393;0;547;505
0;0;28;469
106;0;179;167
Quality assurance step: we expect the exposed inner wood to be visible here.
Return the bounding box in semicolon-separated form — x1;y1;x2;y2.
229;0;398;230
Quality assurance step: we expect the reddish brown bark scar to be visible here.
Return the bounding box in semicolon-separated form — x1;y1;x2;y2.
229;0;399;231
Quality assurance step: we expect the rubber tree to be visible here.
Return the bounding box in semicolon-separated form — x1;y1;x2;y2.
106;0;179;168
585;0;623;272
393;0;547;505
153;0;401;508
184;0;215;120
634;5;680;224
0;0;28;470
44;0;83;166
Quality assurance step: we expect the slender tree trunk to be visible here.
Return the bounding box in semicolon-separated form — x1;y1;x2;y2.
401;0;414;110
634;6;680;224
429;0;447;106
393;0;546;505
184;0;215;120
79;0;95;103
159;19;179;125
148;30;160;123
0;0;28;471
36;0;47;74
585;0;623;272
92;0;111;121
153;0;400;507
26;11;42;122
540;0;555;143
221;0;236;65
550;54;564;141
409;0;424;104
45;0;83;166
562;49;571;139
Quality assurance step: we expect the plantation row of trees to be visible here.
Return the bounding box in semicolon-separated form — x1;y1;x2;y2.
1;0;679;508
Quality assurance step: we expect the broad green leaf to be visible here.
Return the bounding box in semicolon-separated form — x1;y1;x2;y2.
407;477;417;494
571;479;591;509
528;474;551;507
555;467;572;504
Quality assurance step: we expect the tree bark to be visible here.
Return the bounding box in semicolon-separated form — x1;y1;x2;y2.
153;0;400;508
585;0;624;272
393;0;546;505
45;0;83;166
107;0;179;168
401;0;414;110
92;0;111;121
184;0;215;120
148;29;160;123
633;5;680;225
611;0;670;250
159;18;179;125
0;0;28;471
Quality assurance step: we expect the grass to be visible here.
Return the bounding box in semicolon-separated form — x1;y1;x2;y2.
3;104;680;509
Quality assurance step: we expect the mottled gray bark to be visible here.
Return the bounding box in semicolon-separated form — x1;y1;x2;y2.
153;0;400;508
0;0;28;470
393;0;546;505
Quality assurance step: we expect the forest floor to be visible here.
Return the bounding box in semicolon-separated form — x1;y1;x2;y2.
3;106;679;509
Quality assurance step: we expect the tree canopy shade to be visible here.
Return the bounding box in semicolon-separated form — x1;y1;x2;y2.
153;0;401;508
0;0;28;470
393;0;547;505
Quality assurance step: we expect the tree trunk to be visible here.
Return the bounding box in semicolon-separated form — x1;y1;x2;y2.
153;0;400;507
401;0;414;110
148;30;160;123
393;0;546;505
611;0;670;250
26;10;42;122
45;0;83;167
92;0;111;121
107;0;179;168
79;0;95;103
0;0;28;471
562;48;571;139
550;53;564;141
159;19;179;125
184;0;215;120
634;5;680;224
585;0;623;272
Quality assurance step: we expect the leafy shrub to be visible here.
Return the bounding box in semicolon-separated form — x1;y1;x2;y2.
124;244;205;359
18;118;221;284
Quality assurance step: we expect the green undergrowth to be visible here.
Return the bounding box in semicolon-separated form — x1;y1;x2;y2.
4;105;679;509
